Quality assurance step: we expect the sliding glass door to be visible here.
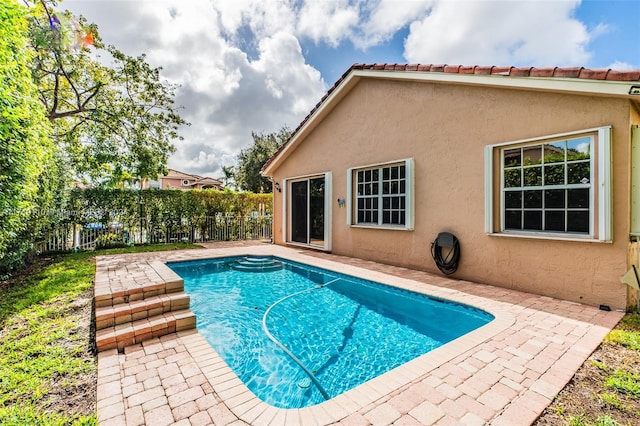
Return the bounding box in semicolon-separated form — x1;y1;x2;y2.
291;180;309;243
289;176;326;247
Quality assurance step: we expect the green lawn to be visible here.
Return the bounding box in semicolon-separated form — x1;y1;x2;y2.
2;243;639;425
0;243;200;426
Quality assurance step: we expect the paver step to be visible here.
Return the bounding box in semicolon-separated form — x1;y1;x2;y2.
96;309;196;352
95;292;191;330
94;275;184;308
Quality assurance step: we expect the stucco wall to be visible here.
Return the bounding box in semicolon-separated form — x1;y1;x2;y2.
271;78;634;310
161;178;183;189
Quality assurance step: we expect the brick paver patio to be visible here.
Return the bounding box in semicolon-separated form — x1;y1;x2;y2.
96;242;623;425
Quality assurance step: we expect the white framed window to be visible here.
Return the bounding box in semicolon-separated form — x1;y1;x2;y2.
347;158;414;230
485;126;611;241
181;179;190;186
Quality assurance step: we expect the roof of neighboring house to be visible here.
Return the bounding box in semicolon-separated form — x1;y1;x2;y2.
163;169;195;179
262;63;640;175
162;169;223;187
193;177;223;186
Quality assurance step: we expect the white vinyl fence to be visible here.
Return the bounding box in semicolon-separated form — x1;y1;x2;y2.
36;214;272;253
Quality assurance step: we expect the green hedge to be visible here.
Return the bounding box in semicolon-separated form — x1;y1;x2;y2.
0;1;63;273
1;189;272;273
64;188;273;226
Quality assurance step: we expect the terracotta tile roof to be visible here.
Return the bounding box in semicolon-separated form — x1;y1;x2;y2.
347;63;640;80
164;168;222;185
262;63;640;174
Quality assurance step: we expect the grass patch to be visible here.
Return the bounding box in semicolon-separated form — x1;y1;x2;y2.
0;243;200;425
590;359;611;372
617;314;640;330
0;405;96;426
0;253;95;325
605;370;640;398
606;330;640;351
568;414;625;426
605;314;640;351
555;405;567;415
599;392;631;412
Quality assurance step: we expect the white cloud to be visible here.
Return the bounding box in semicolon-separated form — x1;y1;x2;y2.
213;0;296;41
61;0;627;180
178;150;235;178
252;32;324;114
297;0;361;47
355;0;434;48
63;0;326;179
607;61;636;70
404;0;592;66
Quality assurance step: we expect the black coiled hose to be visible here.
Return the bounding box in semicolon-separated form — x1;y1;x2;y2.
430;232;460;275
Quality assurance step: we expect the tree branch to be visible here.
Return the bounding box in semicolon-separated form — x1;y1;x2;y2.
49;71;60;118
80;83;102;109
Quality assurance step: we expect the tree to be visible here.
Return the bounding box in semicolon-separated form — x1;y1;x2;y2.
233;127;290;193
0;0;62;271
26;0;188;185
220;165;236;189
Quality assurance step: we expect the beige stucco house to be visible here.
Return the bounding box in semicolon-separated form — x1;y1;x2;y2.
143;169;223;190
262;64;640;311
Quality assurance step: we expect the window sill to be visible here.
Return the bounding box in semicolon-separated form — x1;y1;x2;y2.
487;231;611;243
350;225;414;231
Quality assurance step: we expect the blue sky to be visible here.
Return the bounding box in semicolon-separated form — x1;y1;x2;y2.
301;0;639;84
574;1;639;69
63;0;639;180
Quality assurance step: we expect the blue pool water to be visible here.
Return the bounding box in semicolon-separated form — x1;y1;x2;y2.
168;256;494;408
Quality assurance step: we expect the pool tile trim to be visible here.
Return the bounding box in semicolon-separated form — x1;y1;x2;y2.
95;243;624;425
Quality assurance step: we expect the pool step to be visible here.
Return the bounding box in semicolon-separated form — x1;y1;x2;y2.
95;309;196;352
94;262;196;352
229;256;283;272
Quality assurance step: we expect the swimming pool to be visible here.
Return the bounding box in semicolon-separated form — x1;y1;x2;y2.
168;256;494;408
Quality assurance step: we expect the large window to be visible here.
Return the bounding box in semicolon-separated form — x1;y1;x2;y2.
503;137;591;233
485;127;611;241
348;159;414;230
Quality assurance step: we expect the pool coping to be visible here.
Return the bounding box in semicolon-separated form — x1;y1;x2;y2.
96;243;624;425
167;248;514;423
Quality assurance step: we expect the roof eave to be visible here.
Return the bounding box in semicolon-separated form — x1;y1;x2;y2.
365;68;638;98
262;72;363;176
261;68;640;176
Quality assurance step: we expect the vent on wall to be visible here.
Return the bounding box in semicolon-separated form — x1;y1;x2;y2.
182;180;190;186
